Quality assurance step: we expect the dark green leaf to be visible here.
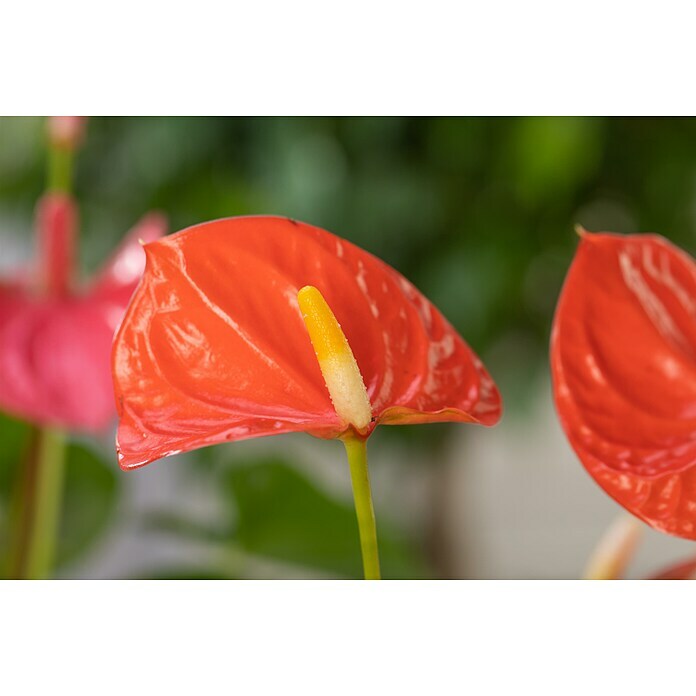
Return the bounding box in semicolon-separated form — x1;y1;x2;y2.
0;413;31;496
57;443;119;569
0;414;32;558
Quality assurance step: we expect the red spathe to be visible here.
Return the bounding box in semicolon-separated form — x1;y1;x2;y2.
552;230;696;539
113;216;502;469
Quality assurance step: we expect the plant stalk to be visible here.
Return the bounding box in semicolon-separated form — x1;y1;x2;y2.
47;144;73;194
9;427;67;578
7;123;77;578
342;435;381;580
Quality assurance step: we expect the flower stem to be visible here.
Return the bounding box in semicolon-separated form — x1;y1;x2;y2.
7;120;75;578
342;435;381;580
47;144;74;194
583;513;643;580
9;427;67;579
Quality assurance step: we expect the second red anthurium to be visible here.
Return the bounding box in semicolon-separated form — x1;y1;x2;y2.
552;229;696;540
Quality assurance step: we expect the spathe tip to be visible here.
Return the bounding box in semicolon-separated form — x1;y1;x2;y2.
574;224;588;238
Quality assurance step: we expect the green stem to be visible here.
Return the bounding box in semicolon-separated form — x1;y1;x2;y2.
5;120;77;579
27;427;66;578
342;435;381;580
47;144;73;194
9;427;66;579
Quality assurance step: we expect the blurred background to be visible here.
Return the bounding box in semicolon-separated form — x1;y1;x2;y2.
1;116;695;579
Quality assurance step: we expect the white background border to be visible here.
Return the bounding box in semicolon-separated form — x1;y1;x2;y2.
1;581;693;694
2;0;695;115
2;2;695;693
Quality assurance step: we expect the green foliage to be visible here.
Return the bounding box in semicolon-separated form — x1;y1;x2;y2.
143;456;430;579
0;413;30;493
224;458;429;579
0;414;30;554
507;116;602;208
57;443;119;569
0;413;119;575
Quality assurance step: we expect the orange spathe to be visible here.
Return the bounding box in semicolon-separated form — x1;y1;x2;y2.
112;216;502;469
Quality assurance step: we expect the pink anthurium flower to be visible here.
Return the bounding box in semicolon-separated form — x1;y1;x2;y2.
0;192;166;432
112;215;502;469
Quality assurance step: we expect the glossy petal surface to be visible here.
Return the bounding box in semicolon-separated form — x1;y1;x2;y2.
0;214;166;432
113;216;501;469
551;231;696;539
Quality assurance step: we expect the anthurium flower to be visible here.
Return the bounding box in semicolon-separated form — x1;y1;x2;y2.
112;215;502;469
551;229;696;540
0;193;166;432
650;557;696;580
